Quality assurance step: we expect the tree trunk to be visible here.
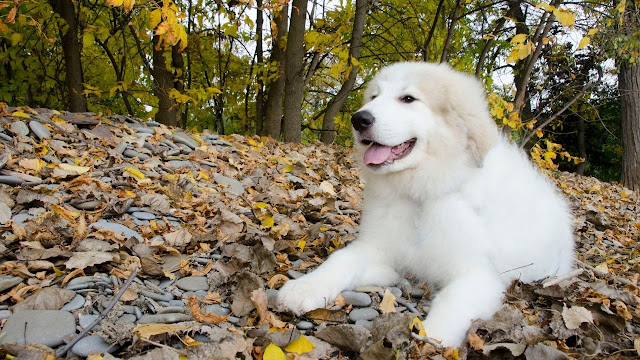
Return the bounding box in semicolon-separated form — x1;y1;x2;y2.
321;0;368;144
619;60;640;191
49;0;87;112
282;0;308;143
255;0;265;135
152;35;179;127
171;42;186;128
264;4;288;139
440;0;461;63
576;116;586;175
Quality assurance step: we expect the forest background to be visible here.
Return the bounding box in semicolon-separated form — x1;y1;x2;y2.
1;0;639;189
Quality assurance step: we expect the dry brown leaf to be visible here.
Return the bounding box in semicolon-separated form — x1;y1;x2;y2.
0;261;35;278
164;228;193;249
201;291;223;304
267;274;289;289
65;251;118;270
305;308;347;323
61;268;86;286
380;288;396;314
187;295;229;324
334;293;346;307
468;333;485;351
615;300;633;320
133;323;193;338
120;288;139;302
251;288;286;328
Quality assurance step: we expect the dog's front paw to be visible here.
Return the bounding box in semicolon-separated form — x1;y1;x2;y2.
277;278;338;316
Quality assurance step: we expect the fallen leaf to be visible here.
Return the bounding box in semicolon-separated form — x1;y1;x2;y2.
164;228;193;249
305;308;347;323
284;334;315;354
187;295;229;324
201;291;222;304
380;288;396;314
267;274;289;289
263;343;286;360
133;323;193;338
65;251;119;270
11;286;76;311
562;305;593;330
251;288;286;328
468;333;484;351
410;317;427;337
334;293;346;307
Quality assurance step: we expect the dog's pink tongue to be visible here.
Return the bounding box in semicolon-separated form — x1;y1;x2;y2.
364;143;392;165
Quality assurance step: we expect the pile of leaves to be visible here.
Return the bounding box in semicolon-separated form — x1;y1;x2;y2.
0;106;638;359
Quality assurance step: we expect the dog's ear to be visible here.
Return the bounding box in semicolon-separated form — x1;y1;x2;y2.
445;71;499;164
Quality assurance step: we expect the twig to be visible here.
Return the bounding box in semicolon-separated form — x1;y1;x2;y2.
138;337;188;355
542;268;584;288
500;263;534;274
411;332;444;350
55;267;139;357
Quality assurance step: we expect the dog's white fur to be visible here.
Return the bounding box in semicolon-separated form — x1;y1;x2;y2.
277;62;574;347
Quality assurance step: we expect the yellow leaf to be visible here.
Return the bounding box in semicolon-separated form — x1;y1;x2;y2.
180;335;203;347
261;216;275;228
577;36;590;49
410;317;427;337
106;0;124;7
284;334;315;354
58;163;90;175
11;32;22;46
124;166;145;180
264;343;286;360
199;170;209;180
587;28;598;36
510;33;527;44
553;8;575;27
123;0;134;11
253;202;269;209
149;9;162;30
87;354;103;360
283;164;293;173
11;111;30;118
536;129;543;138
535;2;555;11
83;32;94;49
297;239;306;252
594;262;609;274
133;323;193;338
52;265;63;276
51;204;80;220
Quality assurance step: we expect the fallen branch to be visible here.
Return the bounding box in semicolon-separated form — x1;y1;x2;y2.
542;268;584;288
55;267;139;358
411;332;444;350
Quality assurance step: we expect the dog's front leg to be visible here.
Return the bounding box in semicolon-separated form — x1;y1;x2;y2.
423;271;504;347
277;241;399;315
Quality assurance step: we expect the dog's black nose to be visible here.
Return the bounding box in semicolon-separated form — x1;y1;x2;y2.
351;111;375;132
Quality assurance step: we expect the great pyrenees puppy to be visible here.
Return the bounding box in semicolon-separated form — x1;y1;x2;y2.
277;62;574;347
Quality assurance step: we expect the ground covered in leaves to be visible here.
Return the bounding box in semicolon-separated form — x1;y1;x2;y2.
0;106;639;360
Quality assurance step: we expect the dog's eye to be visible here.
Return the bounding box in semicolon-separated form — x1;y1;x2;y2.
401;95;416;103
370;95;377;100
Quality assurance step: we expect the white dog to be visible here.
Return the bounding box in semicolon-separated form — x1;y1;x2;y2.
277;62;574;347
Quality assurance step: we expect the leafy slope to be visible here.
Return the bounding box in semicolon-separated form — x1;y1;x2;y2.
0;106;638;359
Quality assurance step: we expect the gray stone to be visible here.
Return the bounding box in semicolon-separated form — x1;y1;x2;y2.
114;142;127;154
287;270;304;279
169;300;185;307
123;149;149;161
410;287;426;298
213;174;244;194
0;310;12;320
341;291;372;307
297;321;315;330
28;121;51;139
61;294;85;311
355;285;384;293
116;314;137;324
355;320;372;326
0;175;24;186
71;335;114;357
79;314;99;329
171;132;199;149
175;276;209;292
204;304;231;316
140;290;174;302
0;275;23;292
266;289;279;309
138;313;192;324
0;310;75;347
89;219;142;242
132;211;156;220
10;121;29;137
388;287;403;298
348;307;379;322
167;160;197;170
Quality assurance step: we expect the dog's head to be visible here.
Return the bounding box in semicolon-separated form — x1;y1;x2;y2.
352;62;499;175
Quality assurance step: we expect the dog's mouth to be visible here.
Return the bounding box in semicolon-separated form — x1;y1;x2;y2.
360;138;417;166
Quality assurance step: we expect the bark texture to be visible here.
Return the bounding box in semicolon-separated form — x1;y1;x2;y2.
282;0;308;143
321;0;368;144
152;35;179;127
49;0;88;112
263;4;289;139
619;61;640;191
255;0;265;135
